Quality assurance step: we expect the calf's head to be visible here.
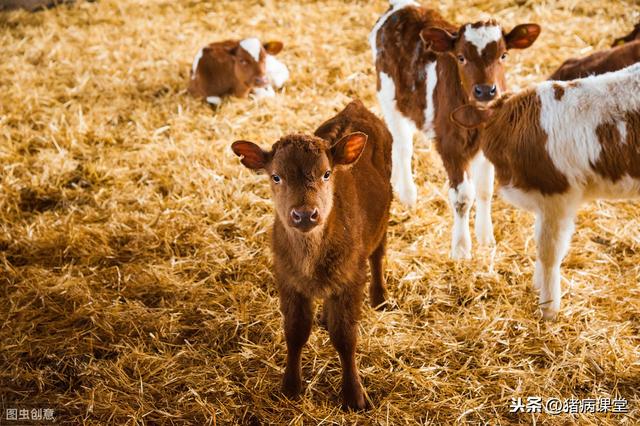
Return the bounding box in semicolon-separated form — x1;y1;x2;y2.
231;133;367;233
232;38;284;88
421;20;540;103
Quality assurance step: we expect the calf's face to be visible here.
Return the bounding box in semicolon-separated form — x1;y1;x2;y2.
421;21;540;104
231;133;367;233
233;39;284;89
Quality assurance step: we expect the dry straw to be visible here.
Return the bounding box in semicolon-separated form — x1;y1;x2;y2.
1;0;639;424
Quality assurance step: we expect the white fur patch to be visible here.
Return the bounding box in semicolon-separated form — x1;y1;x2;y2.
464;25;502;55
423;61;438;134
378;71;418;206
251;85;275;99
471;152;495;247
537;70;640;187
206;96;221;106
265;54;289;89
369;0;418;62
239;38;262;62
449;174;475;259
616;120;627;144
191;47;204;80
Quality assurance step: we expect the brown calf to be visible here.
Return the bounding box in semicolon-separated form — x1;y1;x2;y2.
370;0;540;259
612;21;640;47
452;63;640;320
188;38;285;106
549;40;640;81
231;100;393;410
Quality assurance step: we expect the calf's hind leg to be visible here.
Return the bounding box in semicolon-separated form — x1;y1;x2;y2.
280;287;314;398
324;287;367;410
368;234;388;309
377;73;417;207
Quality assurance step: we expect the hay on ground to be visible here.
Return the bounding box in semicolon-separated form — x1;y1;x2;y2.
0;0;639;424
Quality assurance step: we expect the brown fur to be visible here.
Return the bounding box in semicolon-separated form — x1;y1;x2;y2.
374;4;539;187
232;100;392;410
549;40;640;81
188;39;282;101
479;91;570;194
612;22;640;47
592;111;640;181
552;83;565;100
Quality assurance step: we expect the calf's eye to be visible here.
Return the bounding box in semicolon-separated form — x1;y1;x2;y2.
457;55;466;64
500;52;508;61
272;174;281;184
323;170;331;181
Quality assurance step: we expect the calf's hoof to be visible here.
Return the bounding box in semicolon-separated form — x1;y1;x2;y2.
450;245;471;260
540;306;558;321
281;374;302;399
475;229;496;247
342;390;368;411
369;292;388;310
394;180;417;208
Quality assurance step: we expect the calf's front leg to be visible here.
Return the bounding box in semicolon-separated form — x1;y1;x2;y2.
279;287;314;398
533;201;577;320
324;287;366;410
448;172;475;260
471;152;495;247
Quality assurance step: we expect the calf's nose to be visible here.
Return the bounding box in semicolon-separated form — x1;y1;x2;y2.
473;84;497;102
290;207;320;231
254;76;269;86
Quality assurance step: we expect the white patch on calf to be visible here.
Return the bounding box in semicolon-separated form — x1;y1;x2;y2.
422;60;438;134
464;25;502;55
448;173;475;260
206;96;221;106
369;0;418;62
239;38;262;62
265;54;289;89
251;85;275;99
191;47;204;80
617;120;627;144
377;71;418;206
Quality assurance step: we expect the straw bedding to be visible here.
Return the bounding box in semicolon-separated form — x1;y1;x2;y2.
1;0;639;424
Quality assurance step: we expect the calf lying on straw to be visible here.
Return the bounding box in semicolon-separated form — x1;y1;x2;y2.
189;38;288;106
231;100;393;409
452;63;640;320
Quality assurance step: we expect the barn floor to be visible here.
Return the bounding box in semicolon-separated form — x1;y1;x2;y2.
1;0;639;424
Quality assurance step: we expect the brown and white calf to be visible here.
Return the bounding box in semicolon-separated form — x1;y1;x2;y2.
452;63;640;320
370;0;540;259
549;40;640;81
231;100;392;410
188;38;288;106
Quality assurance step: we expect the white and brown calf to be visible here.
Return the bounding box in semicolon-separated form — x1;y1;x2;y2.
188;38;288;106
370;0;540;259
452;63;640;319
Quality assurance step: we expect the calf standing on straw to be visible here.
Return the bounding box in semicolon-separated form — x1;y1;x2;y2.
231;100;393;409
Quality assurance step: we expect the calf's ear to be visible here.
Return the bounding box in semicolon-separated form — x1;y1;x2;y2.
263;41;284;55
420;27;457;52
331;132;367;166
231;141;270;170
450;105;492;129
505;24;541;49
